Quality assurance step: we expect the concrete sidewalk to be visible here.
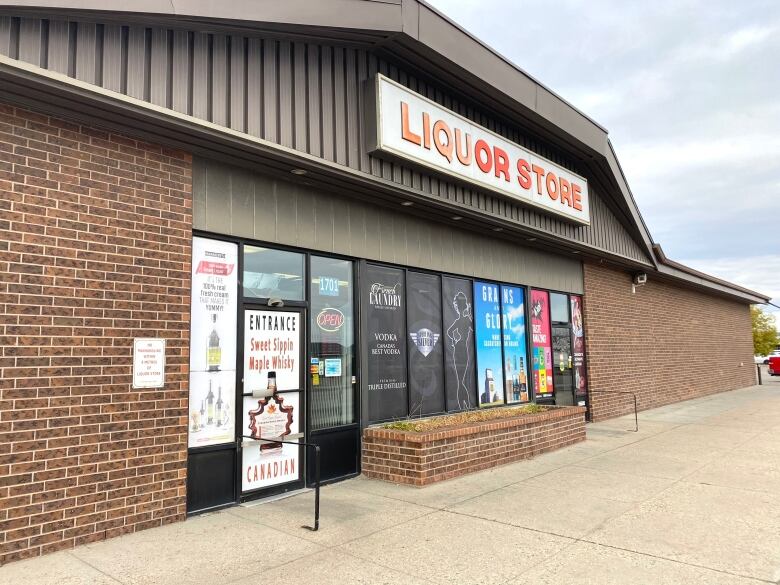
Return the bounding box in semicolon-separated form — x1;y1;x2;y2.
3;380;780;585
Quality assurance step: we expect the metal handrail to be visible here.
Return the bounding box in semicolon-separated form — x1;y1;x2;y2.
241;435;321;531
588;390;639;432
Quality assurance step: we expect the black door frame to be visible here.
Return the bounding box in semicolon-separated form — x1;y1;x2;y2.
551;322;575;406
307;255;361;486
550;291;575;407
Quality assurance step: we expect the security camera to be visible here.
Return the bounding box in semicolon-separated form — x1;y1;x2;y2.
632;273;648;286
267;298;284;308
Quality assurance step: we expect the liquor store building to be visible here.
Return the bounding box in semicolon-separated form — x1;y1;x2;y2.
0;1;769;563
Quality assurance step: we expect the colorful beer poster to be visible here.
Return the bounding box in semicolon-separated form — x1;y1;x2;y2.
188;236;238;448
530;289;554;399
570;295;588;399
500;286;530;403
473;281;505;406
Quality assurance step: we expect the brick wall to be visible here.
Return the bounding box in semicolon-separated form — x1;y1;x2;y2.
362;406;586;486
583;262;756;421
0;103;193;564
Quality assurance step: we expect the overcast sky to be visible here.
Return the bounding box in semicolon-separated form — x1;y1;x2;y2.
428;0;780;323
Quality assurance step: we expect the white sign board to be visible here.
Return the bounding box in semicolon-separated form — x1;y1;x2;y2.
243;310;301;395
190;237;238;373
370;74;590;225
132;338;166;389
188;237;239;448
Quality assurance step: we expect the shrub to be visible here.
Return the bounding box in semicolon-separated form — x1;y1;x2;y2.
382;403;548;433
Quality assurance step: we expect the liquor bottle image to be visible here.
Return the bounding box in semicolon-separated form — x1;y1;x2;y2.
215;386;223;427
267;371;277;393
190;410;199;432
207;313;221;371
206;381;215;425
519;357;527;386
200;400;205;421
518;356;527;401
505;357;512;397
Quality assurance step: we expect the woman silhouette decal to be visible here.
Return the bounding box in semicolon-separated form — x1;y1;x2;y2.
446;291;474;409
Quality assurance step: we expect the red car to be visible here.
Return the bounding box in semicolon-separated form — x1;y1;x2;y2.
769;356;780;376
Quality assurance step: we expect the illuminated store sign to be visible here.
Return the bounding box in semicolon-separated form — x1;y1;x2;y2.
316;308;345;332
369;74;590;224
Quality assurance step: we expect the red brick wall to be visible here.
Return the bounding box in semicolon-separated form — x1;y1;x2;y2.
0;103;193;564
583;262;755;421
362;407;586;486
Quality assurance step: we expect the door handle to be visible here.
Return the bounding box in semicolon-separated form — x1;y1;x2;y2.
243;432;304;445
242;389;301;397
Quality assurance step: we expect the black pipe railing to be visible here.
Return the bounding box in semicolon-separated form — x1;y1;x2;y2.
588;390;639;432
241;435;321;531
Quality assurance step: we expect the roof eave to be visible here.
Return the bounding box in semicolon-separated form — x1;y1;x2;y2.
0;0;768;304
652;244;769;304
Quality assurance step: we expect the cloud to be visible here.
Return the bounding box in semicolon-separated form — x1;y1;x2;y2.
618;134;780;182
680;256;780;326
712;25;776;60
505;302;526;335
428;0;780;298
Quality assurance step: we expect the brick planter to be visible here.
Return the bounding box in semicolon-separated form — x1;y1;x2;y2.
362;406;586;486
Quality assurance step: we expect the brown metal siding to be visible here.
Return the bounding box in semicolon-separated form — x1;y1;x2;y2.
0;14;650;264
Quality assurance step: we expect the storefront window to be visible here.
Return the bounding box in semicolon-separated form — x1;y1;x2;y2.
243;246;304;300
474;281;505;407
365;264;408;423
530;289;554;400
407;272;445;416
442;277;476;411
550;292;569;323
550;292;574;405
570;295;588;402
500;285;530;404
309;256;355;430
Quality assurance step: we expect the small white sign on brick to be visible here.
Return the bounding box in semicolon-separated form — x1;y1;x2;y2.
132;338;166;389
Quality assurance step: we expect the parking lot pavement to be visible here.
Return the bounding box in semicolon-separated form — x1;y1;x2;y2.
3;384;780;585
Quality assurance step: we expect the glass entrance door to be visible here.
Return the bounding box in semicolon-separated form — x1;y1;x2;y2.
550;293;574;406
239;307;306;499
551;324;574;406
